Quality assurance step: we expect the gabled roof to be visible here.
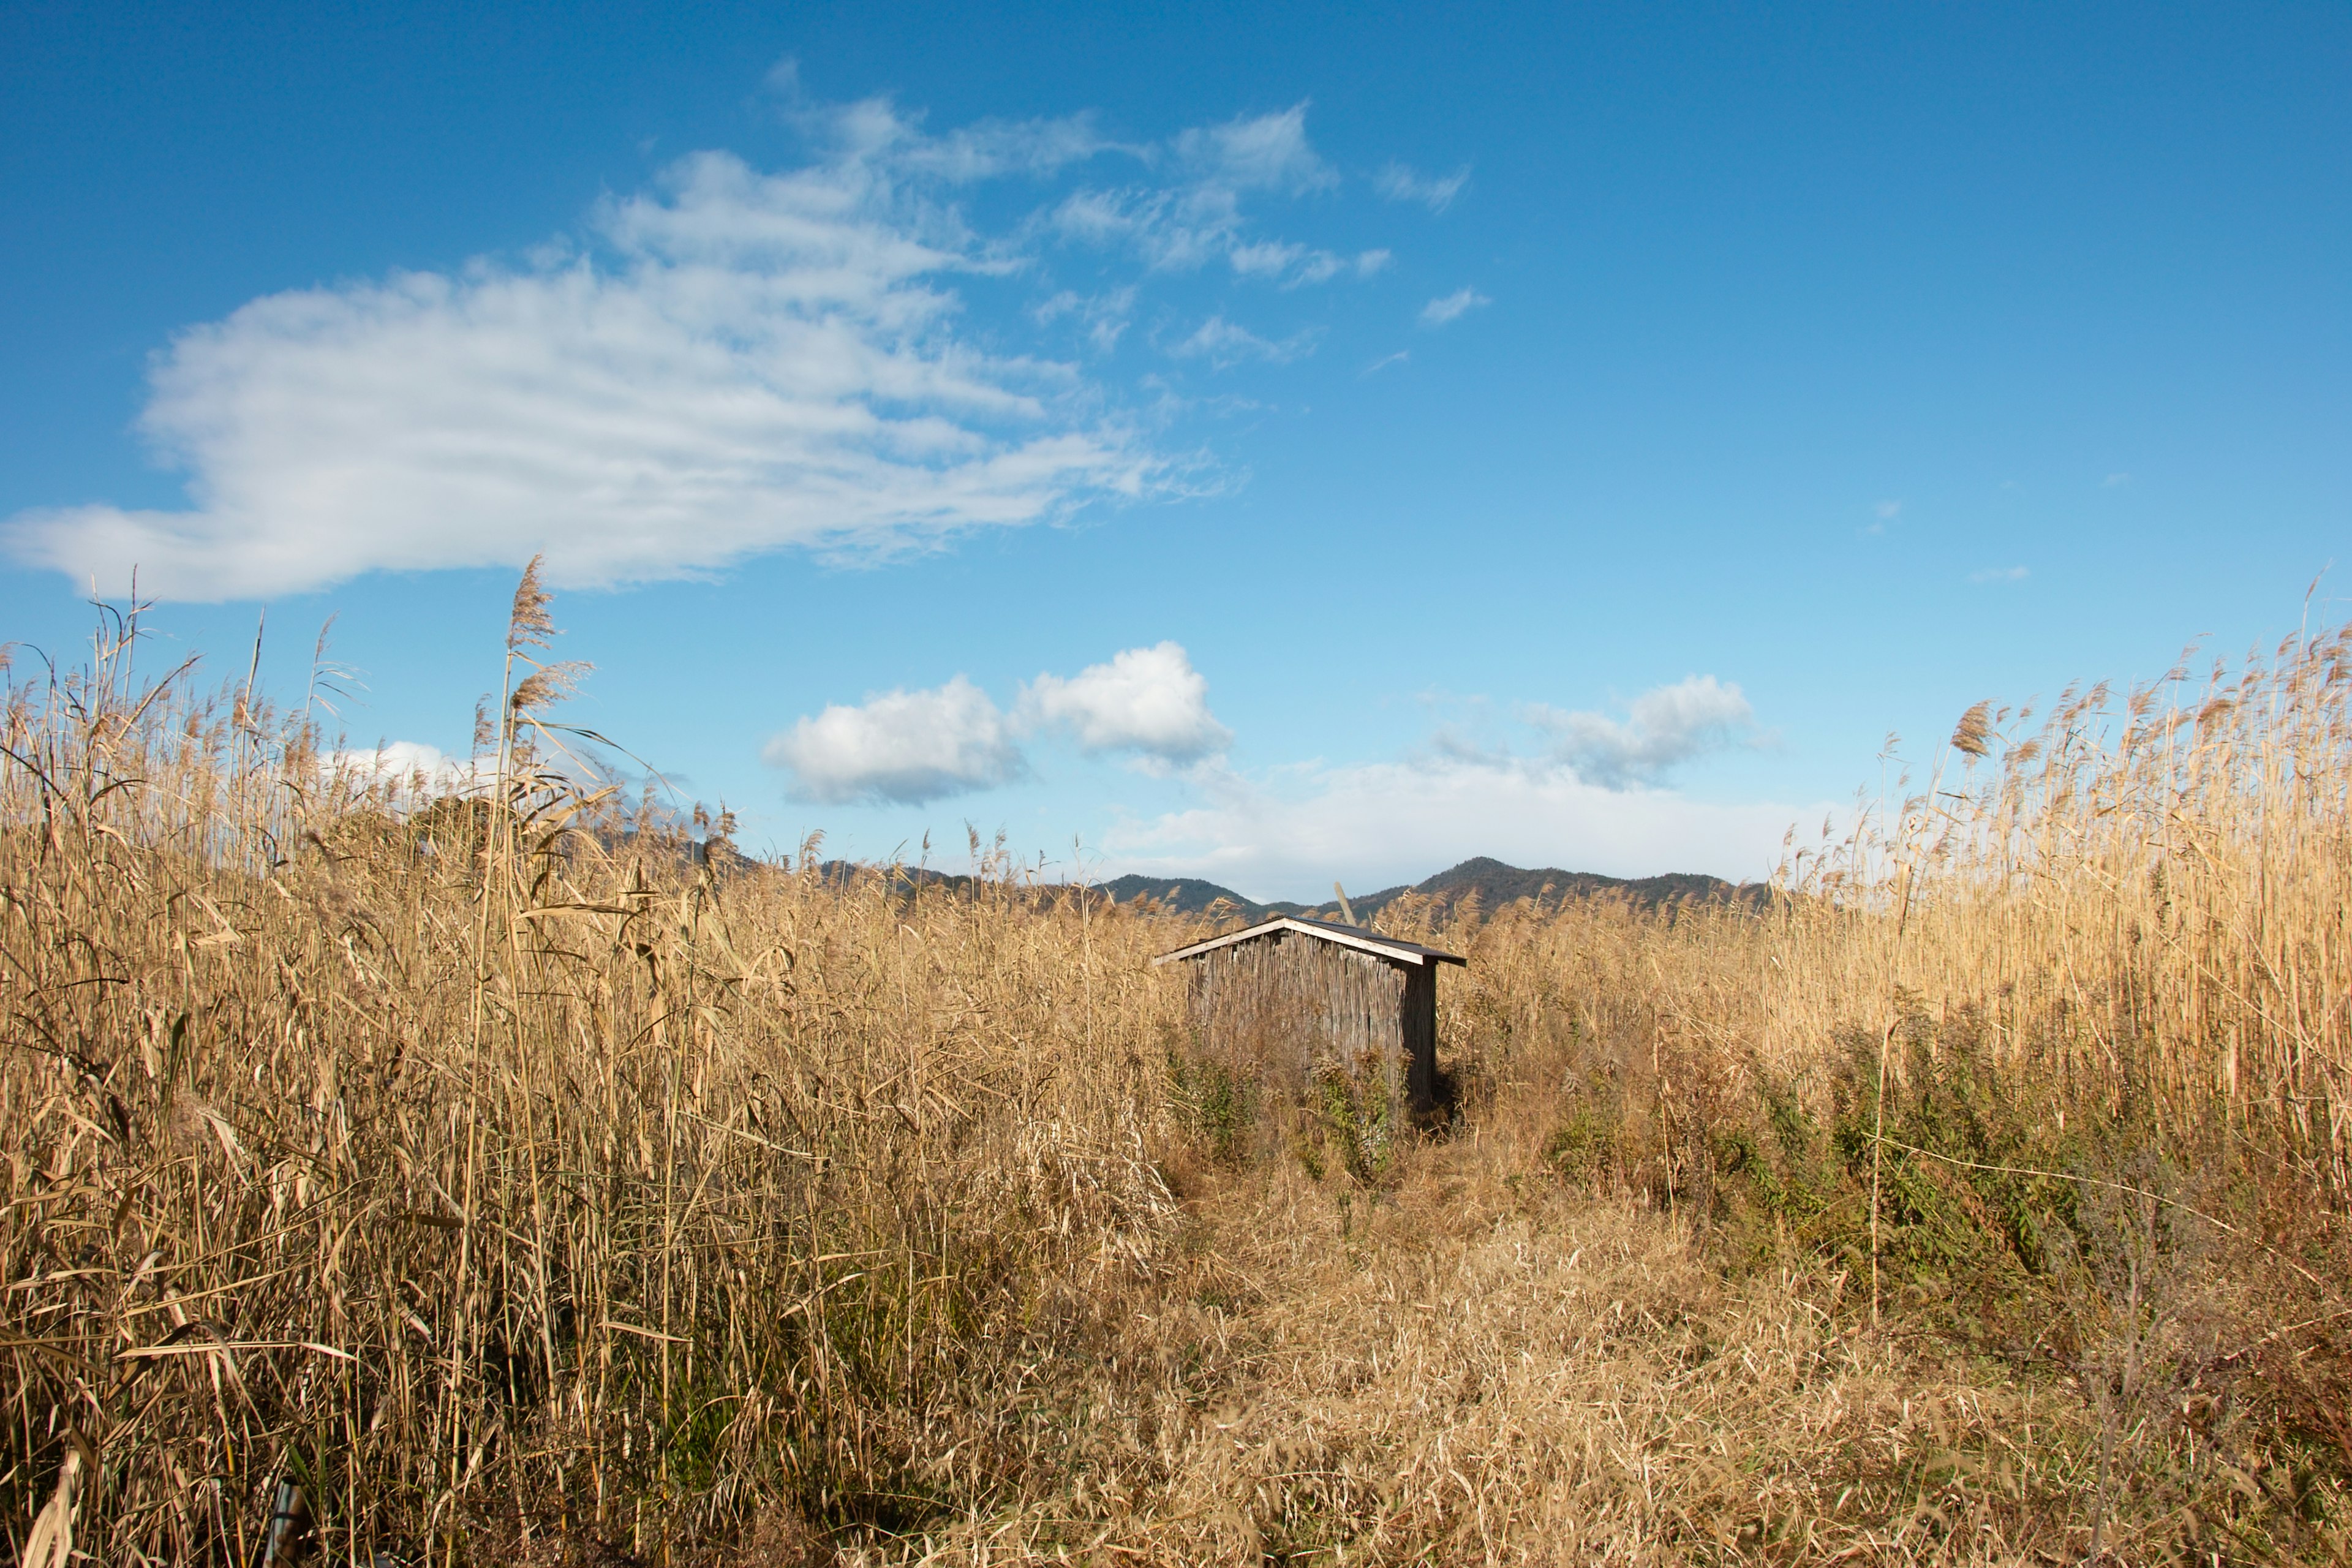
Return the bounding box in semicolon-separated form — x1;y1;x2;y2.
1152;913;1467;968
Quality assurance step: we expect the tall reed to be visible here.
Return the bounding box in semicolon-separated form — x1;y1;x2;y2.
1;586;1178;1562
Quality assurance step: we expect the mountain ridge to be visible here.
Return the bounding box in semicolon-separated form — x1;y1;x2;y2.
1099;856;1769;922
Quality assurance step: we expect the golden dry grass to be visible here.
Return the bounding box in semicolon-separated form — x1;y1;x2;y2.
4;580;2348;1564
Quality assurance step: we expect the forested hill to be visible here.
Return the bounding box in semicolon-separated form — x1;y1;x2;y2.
1098;856;1767;921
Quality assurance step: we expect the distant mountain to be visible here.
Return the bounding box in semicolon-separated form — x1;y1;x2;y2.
1383;857;1765;916
1102;858;1769;922
1095;874;1264;916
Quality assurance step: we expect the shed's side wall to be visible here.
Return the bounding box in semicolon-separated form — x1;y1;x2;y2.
1401;963;1436;1117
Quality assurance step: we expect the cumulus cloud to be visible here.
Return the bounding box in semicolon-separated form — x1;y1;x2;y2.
763;676;1023;805
1521;675;1758;790
1419;287;1491;326
1374;162;1471;213
766;642;1229;802
1019;642;1230;766
1102;753;1812;898
325;741;495;798
7;94;1389;601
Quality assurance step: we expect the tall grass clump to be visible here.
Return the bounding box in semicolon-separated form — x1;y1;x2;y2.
1;578;1182;1563
1371;622;2352;1556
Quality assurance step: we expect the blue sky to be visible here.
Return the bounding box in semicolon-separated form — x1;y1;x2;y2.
4;2;2346;899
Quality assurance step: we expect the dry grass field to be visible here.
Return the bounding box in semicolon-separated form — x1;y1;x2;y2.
5;573;2349;1564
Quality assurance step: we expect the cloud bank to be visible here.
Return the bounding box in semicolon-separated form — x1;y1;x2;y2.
1094;676;1796;895
1103;753;1812;897
768;666;1799;892
7;96;1391;601
765;641;1227;804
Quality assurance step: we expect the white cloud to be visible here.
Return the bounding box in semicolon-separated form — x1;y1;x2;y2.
1174;104;1335;195
1360;350;1410;379
1032;285;1135;352
1374;162;1471;213
1218;243;1388;287
9;129;1161;601
8;94;1390;601
767;642;1228;802
1172;314;1317;368
1096;674;1792;895
1047;105;1368;288
1875;499;1902;520
1969;565;2030;584
1102;753;1812;899
1228;243;1384;287
1229;239;1313;277
763;676;1023;805
1419;287;1491;326
882;110;1126;182
325;741;495;799
1521;675;1757;790
2103;472;2132;488
1020;642;1230;767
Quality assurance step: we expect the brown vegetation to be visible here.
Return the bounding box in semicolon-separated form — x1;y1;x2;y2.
4;578;2348;1563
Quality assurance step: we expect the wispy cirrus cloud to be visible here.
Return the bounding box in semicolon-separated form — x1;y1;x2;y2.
1174;103;1336;195
1419;287;1491;326
1969;565;2030;584
1044;104;1397;291
1171;314;1319;368
6;92;1400;601
1375;161;1471;213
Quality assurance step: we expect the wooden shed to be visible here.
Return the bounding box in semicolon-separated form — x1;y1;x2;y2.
1153;916;1466;1123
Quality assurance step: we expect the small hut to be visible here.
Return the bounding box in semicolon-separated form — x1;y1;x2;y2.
1154;915;1466;1123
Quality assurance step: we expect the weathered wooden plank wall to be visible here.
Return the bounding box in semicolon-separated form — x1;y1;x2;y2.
1400;962;1436;1114
1185;932;1422;1123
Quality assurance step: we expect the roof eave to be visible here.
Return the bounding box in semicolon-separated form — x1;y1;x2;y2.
1151;914;1466;968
